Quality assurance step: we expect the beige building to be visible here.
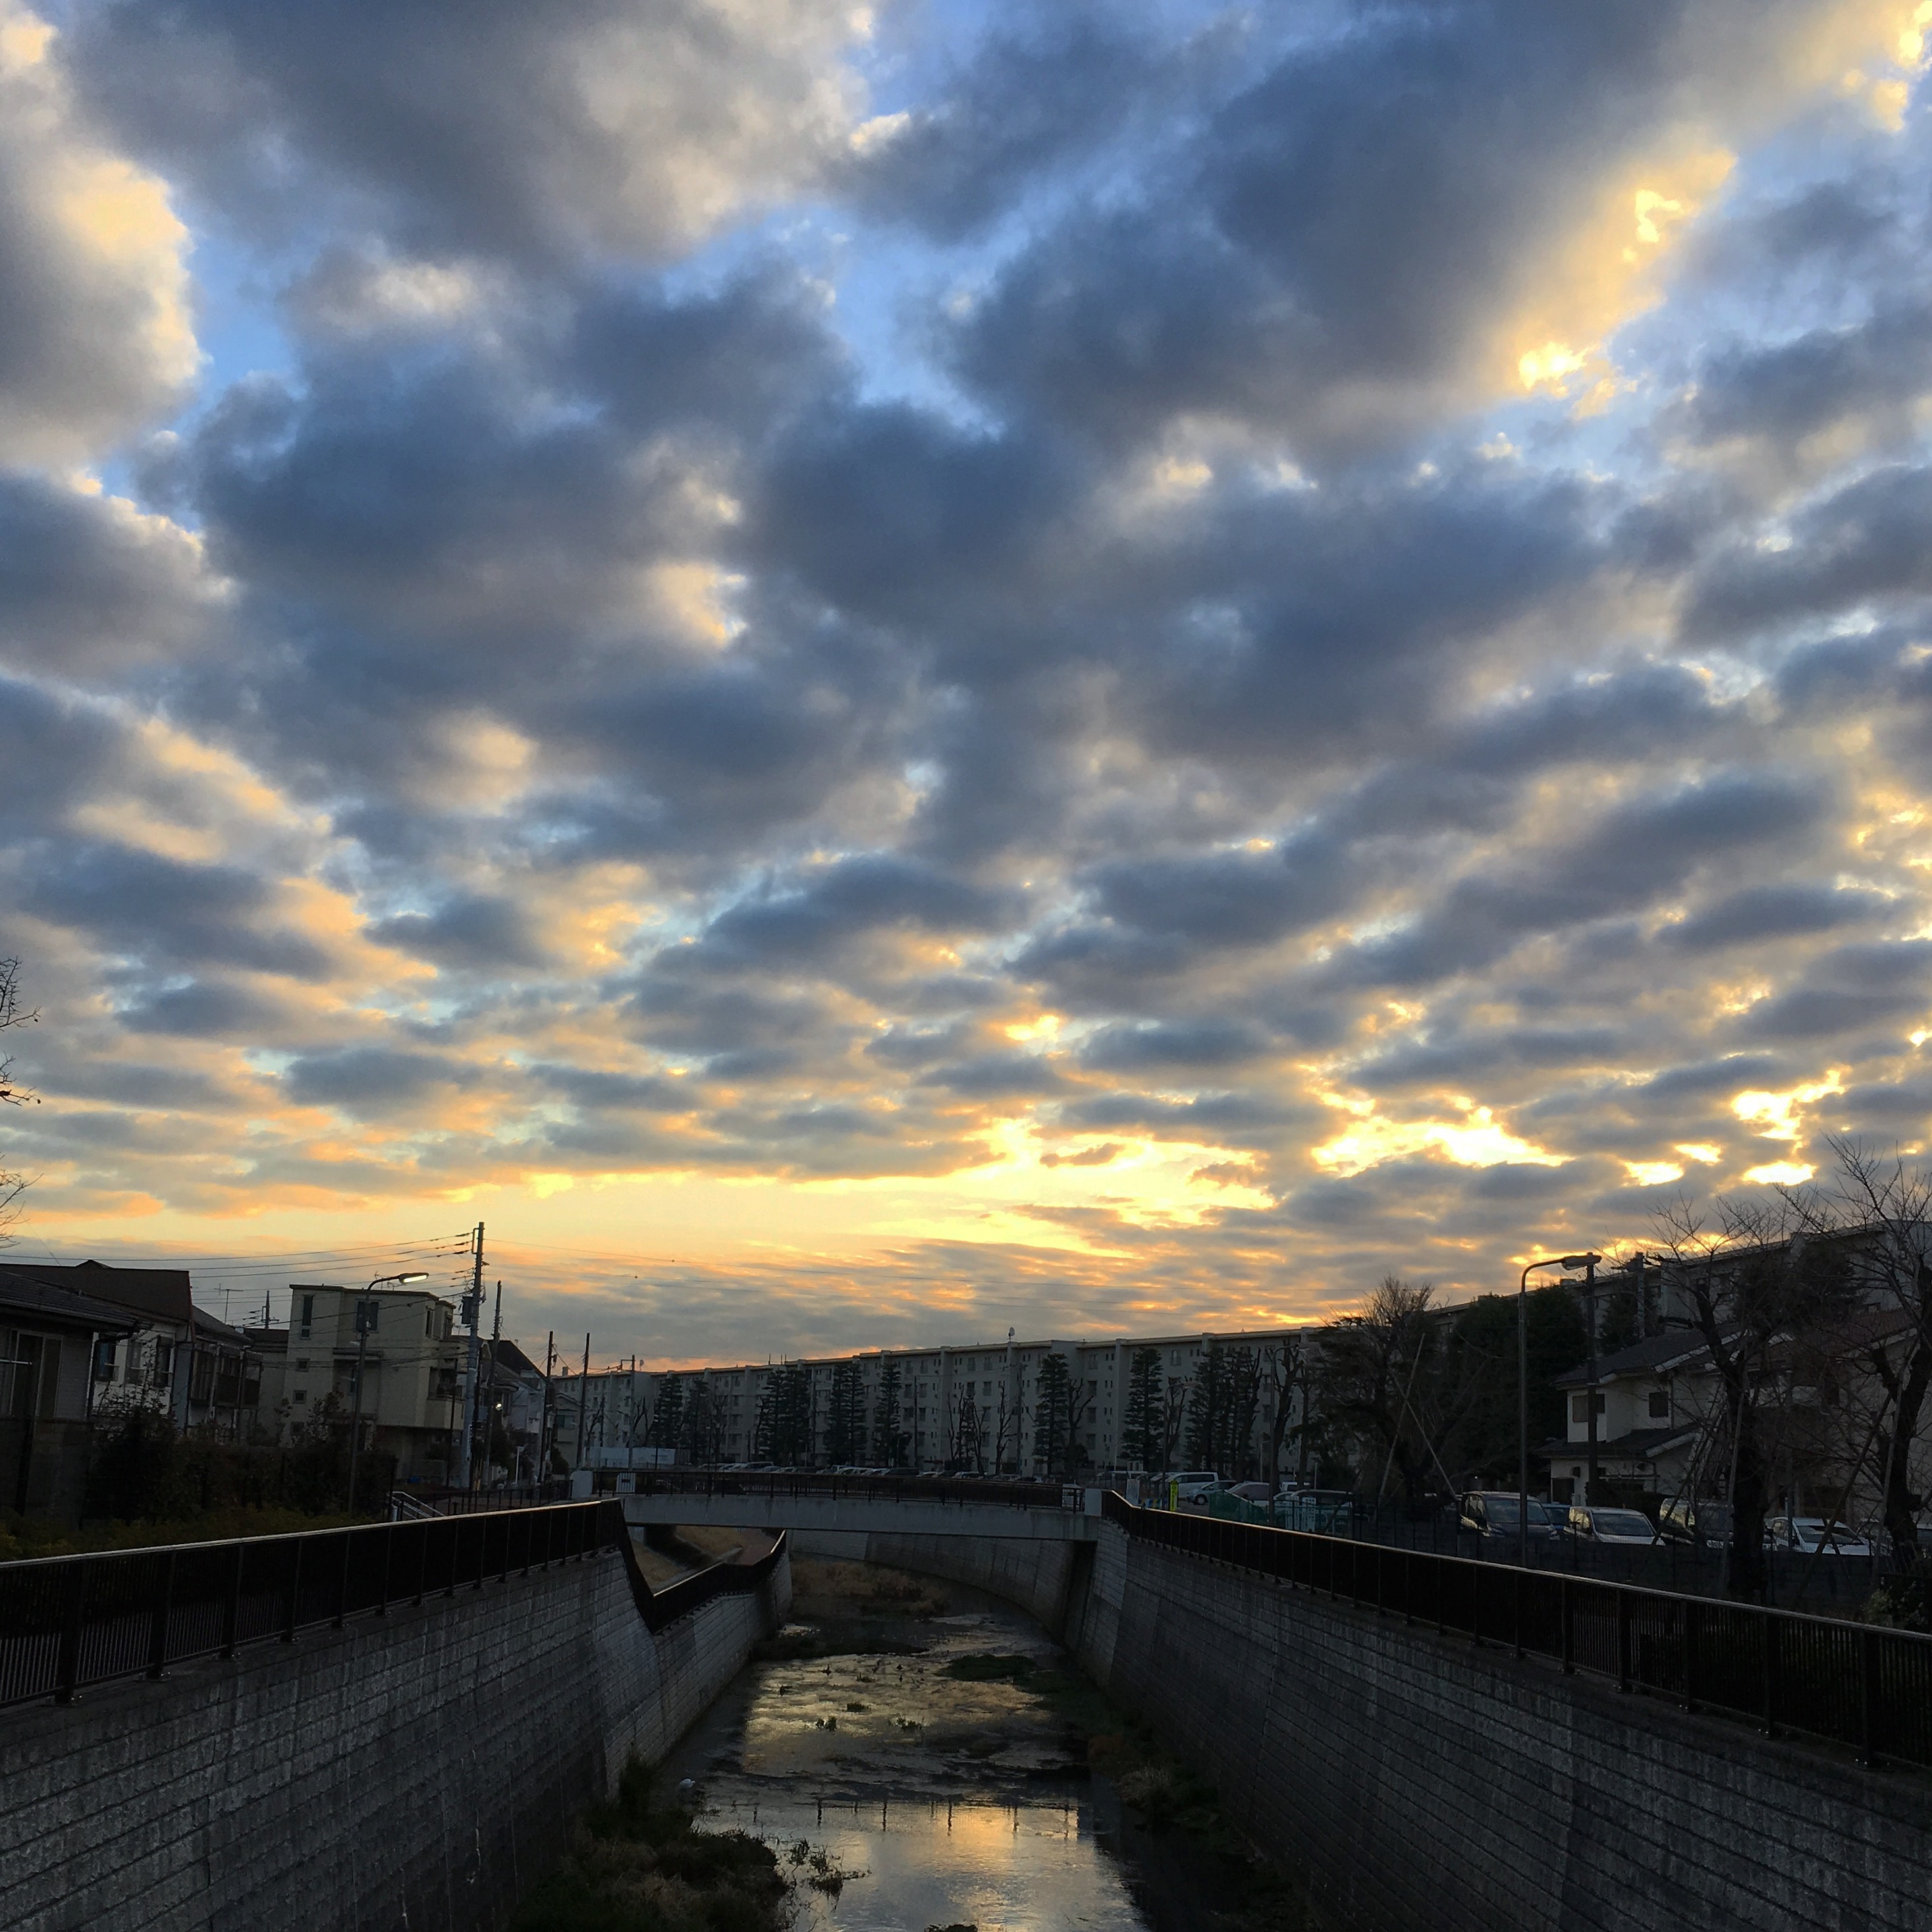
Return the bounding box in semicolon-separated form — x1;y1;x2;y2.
253;1281;465;1483
574;1326;1310;1477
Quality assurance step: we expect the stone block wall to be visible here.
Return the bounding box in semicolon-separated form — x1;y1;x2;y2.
0;1542;790;1932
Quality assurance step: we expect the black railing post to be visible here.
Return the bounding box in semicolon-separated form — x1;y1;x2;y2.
1617;1590;1633;1693
1860;1629;1881;1769
333;1531;352;1628
1513;1565;1524;1660
1682;1599;1700;1713
1760;1614;1779;1737
1560;1578;1574;1675
221;1542;244;1659
54;1563;87;1704
377;1526;393;1618
146;1552;176;1680
444;1517;458;1597
282;1540;303;1643
414;1520;429;1605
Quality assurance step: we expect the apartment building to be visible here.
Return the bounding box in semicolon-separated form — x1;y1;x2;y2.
252;1281;465;1482
572;1325;1309;1476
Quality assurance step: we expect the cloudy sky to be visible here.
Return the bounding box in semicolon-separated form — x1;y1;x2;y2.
6;0;1932;1365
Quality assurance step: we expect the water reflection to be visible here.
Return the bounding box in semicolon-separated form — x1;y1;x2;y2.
662;1590;1154;1931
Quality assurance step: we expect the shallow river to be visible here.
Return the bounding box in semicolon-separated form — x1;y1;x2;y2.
660;1569;1257;1932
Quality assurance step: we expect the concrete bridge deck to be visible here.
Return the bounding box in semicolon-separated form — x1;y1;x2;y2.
621;1489;1100;1540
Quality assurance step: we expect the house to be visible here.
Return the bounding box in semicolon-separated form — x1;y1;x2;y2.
1542;1330;1705;1504
251;1281;464;1483
0;1267;138;1519
0;1260;261;1437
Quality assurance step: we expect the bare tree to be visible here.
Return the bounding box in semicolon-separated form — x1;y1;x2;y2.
1318;1278;1466;1507
0;958;36;1242
1261;1335;1306;1491
1653;1193;1859;1598
1775;1137;1932;1569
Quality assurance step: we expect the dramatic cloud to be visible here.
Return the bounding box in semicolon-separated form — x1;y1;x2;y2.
6;0;1932;1364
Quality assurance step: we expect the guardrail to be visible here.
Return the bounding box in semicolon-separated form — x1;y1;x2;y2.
1102;1493;1932;1771
0;1501;786;1709
622;1468;1067;1509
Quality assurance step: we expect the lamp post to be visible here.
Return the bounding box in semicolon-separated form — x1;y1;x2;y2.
346;1271;427;1514
1518;1252;1599;1566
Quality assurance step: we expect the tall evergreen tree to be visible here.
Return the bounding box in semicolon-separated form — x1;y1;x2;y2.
645;1372;685;1451
1033;1353;1074;1473
1121;1347;1164;1471
1185;1341;1236;1472
871;1359;905;1465
824;1359;869;1464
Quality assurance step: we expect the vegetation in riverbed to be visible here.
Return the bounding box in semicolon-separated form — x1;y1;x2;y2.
755;1557;949;1659
509;1757;788;1932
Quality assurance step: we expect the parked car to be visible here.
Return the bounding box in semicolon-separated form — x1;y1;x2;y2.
1765;1516;1871;1558
1657;1497;1733;1548
1275;1488;1353;1532
1566;1505;1659;1546
1227;1481;1275;1503
1531;1500;1569;1536
1459;1491;1555;1542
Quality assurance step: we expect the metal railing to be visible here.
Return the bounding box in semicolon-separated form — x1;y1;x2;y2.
0;1501;786;1709
1102;1493;1932;1771
390;1482;570;1517
622;1467;1067;1509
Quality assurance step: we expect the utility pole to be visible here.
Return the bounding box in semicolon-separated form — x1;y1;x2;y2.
1584;1252;1600;1507
456;1222;483;1489
576;1332;591;1470
542;1330;556;1487
479;1279;502;1486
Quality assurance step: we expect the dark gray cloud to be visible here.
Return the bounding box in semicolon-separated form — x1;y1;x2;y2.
1660;884;1891;951
369;895;548;971
65;0;858;265
1335;774;1825;988
283;1046;485;1111
1686;464;1932;641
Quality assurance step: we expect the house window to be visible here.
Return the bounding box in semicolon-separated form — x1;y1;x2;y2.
152;1337;174;1388
1570;1392;1606;1422
94;1337;118;1382
298;1294;314;1339
1648;1390;1669;1419
293;1389;308;1403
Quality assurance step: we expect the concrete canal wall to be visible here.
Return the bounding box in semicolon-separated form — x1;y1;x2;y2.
850;1520;1931;1932
0;1543;790;1932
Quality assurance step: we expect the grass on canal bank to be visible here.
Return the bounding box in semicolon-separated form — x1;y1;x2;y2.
509;1756;790;1932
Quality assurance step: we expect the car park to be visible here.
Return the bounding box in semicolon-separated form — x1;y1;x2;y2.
1765;1516;1871;1557
1566;1505;1659;1545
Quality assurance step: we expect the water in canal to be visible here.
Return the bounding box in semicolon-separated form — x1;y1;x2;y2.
659;1558;1301;1932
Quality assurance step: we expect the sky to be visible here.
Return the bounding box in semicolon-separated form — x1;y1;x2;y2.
7;0;1932;1368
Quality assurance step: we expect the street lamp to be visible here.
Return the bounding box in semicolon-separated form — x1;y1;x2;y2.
1518;1252;1599;1566
346;1272;429;1513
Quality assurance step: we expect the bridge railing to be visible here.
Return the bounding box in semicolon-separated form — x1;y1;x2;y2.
1102;1492;1932;1771
624;1468;1067;1510
0;1501;786;1708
